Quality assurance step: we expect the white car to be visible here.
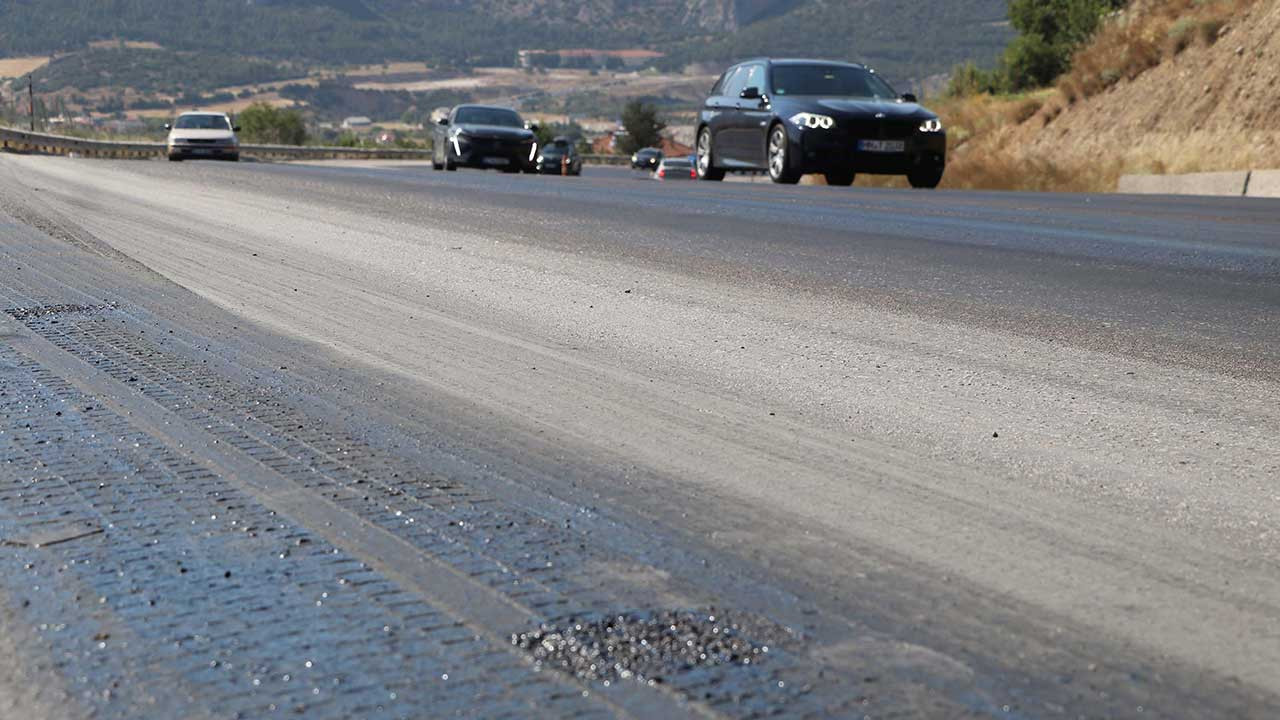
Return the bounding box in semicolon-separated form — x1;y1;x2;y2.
165;112;240;162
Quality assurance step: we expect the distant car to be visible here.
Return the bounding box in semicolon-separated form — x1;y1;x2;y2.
535;136;582;175
165;112;240;162
630;147;663;171
695;58;946;188
654;155;697;181
432;105;538;173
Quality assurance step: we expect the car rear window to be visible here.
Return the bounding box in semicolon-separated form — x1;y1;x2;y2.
175;115;231;130
770;65;897;100
664;158;693;167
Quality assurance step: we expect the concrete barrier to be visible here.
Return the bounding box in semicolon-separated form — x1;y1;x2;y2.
1245;169;1280;199
1118;171;1251;197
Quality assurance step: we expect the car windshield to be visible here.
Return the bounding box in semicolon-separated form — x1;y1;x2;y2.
770;65;897;100
453;107;523;127
551;139;571;149
175;115;231;130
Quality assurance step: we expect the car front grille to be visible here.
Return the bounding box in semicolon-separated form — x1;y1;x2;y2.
841;119;916;140
469;137;520;151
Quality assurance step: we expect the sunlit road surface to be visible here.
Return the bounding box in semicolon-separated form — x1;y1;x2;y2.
1;154;1277;719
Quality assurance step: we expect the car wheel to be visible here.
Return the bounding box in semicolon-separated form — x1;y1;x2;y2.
168;155;182;162
432;161;443;171
696;127;725;181
908;167;944;189
446;161;457;172
824;170;855;186
767;125;801;185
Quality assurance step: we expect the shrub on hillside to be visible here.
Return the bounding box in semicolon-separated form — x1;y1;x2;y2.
949;0;1126;95
236;102;307;145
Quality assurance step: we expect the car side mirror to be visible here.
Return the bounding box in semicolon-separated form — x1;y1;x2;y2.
901;93;918;103
233;126;242;133
739;86;761;100
525;122;539;132
437;117;449;126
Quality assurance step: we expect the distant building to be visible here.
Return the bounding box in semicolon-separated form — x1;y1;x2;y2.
342;116;372;129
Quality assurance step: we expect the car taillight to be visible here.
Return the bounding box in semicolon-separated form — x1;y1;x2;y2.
658;169;665;178
690;168;697;179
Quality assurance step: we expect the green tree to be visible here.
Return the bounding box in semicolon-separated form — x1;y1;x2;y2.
1001;0;1126;90
236;102;307;145
617;100;665;155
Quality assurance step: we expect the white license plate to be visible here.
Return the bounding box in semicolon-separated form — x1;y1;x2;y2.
483;156;510;166
857;140;905;153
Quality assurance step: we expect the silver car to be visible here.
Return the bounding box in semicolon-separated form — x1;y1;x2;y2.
165;112;241;162
654;155;697;181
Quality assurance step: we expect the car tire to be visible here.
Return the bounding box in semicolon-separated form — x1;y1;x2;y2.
767;124;802;185
696;127;725;181
432;161;443;171
227;154;240;163
824;170;855;186
908;168;944;189
168;155;182;162
445;161;457;172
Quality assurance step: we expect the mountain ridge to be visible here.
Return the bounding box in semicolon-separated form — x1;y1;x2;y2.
0;0;1010;84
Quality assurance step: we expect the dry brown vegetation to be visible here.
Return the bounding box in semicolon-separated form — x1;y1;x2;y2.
1058;0;1255;103
853;0;1274;193
0;56;50;79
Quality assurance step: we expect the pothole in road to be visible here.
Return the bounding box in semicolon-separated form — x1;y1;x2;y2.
511;608;796;688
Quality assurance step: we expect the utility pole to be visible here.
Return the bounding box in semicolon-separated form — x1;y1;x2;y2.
28;74;35;132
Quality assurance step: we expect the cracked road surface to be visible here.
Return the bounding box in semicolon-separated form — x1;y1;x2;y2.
1;154;1278;718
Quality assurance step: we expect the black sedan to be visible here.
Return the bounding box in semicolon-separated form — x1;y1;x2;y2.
433;105;539;173
535;136;582;175
630;147;663;171
695;59;946;188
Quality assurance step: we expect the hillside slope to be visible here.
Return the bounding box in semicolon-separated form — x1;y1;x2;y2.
1019;0;1279;175
936;0;1278;191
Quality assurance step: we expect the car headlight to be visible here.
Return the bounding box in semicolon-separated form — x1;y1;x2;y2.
919;118;944;133
449;129;467;155
790;112;835;130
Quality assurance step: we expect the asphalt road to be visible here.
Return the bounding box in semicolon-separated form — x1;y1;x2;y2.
1;155;1278;719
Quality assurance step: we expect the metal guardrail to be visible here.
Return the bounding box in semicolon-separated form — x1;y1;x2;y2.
582;154;629;167
1;127;639;167
0;126;434;161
